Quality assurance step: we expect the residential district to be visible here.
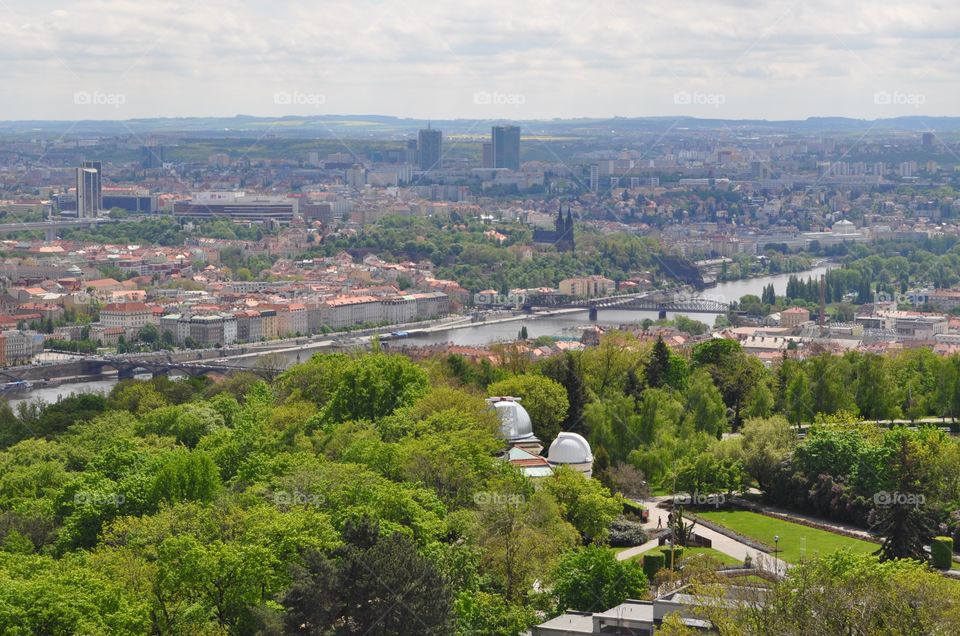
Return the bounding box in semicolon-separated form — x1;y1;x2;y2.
2;116;960;634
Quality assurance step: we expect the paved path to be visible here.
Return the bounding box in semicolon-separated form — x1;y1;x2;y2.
616;497;790;577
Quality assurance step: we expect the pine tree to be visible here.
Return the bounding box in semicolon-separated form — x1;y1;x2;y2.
872;434;935;563
646;336;671;389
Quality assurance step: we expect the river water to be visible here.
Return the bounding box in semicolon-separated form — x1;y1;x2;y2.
11;264;833;405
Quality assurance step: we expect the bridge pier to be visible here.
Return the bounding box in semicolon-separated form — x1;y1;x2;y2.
117;366;136;380
588;307;598;321
45;227;56;242
658;309;667;320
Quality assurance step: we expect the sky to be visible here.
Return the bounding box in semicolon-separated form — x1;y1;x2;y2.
0;0;957;121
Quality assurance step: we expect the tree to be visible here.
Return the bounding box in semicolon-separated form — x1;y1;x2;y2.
488;374;569;442
540;352;591;436
150;449;221;506
518;325;528;340
467;481;578;600
322;354;429;424
683;369;727;438
585;394;642;464
739;416;795;492
138;323;159;345
739;552;960;635
542;466;623;544
645;336;672;389
550;546;647;613
784;367;812;427
692;339;762;429
283;518;454;635
872;432;935;563
854;353;899;420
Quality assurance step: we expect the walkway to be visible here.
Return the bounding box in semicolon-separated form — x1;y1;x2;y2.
616;497;790;577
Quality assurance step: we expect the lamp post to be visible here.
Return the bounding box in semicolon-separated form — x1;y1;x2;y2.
773;535;780;577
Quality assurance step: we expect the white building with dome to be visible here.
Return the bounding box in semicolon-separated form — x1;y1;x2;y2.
488;396;543;454
547;431;594;477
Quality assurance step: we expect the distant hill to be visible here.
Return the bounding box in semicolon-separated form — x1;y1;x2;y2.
2;114;959;138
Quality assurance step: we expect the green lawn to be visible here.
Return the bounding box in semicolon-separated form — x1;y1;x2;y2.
630;545;741;566
695;510;878;564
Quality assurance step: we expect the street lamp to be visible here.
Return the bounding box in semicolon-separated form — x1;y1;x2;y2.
773;535;780;577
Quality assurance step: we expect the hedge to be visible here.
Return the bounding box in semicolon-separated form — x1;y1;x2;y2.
932;536;954;570
642;553;665;580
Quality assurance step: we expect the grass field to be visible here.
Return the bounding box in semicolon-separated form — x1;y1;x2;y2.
629;545;741;566
695;510;878;563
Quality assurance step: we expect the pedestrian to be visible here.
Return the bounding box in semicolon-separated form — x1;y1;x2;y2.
656;516;662;529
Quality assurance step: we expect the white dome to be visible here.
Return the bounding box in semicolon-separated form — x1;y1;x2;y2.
548;432;593;465
491;399;538;443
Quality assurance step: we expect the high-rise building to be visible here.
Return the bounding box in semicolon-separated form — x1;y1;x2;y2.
418;127;442;171
922;132;935;148
140;145;165;169
482;142;493;169
491;125;520;171
76;161;102;218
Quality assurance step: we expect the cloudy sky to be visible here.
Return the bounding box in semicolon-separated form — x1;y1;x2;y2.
1;0;957;121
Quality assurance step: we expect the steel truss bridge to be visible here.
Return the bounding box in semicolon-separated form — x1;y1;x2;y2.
523;292;730;319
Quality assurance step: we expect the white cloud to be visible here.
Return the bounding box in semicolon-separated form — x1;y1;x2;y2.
0;0;957;119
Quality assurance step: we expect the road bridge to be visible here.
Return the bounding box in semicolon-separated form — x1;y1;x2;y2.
523;291;730;320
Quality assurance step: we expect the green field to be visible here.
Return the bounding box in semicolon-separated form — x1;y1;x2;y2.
695;510;878;564
630;545;741;566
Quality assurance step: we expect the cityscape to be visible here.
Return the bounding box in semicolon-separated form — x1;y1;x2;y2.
1;1;960;634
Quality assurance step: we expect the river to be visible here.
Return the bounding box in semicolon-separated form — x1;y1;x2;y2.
10;263;834;405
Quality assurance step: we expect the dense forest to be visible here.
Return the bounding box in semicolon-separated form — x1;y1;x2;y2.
1;337;960;633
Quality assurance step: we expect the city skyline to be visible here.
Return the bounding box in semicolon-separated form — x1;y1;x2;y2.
0;0;957;121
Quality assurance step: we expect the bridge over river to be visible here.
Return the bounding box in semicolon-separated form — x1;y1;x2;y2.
523;291;730;320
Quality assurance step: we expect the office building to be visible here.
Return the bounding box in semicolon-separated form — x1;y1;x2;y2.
172;191;299;223
482;142;493;169
418;127;442;171
76;161;102;218
491;125;520;171
140;145;165;169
